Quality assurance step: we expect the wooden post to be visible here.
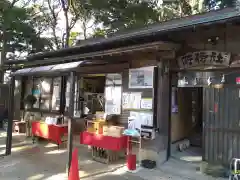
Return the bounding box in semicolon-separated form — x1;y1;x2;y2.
60;76;67;118
5;74;15;155
157;61;172;161
67;72;75;174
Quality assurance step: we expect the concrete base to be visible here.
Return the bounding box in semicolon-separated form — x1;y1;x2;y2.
123;164;142;173
139;148;167;167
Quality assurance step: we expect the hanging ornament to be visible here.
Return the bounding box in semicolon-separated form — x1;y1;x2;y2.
207;77;212;86
183;76;188;85
193;78;198;85
221;74;225;83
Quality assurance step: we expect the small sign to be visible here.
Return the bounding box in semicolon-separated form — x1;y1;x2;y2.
178;51;231;69
236;77;240;84
140;98;152;109
129;66;154;89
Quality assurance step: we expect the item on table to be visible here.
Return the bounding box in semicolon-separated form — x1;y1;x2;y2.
87;127;95;133
93;121;107;134
95;111;107;121
103;125;125;137
106;114;120;125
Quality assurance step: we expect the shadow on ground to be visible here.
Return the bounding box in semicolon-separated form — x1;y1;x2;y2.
0;135;126;180
83;173;143;180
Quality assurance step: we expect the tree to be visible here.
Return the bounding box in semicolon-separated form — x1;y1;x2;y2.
0;0;51;57
83;0;160;34
29;0;90;49
75;0;204;36
159;0;206;21
0;0;48;83
204;0;234;10
70;0;95;39
0;0;50;81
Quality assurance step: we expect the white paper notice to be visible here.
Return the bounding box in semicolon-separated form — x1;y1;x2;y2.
122;92;141;109
141;98;152;109
128;112;141;130
130;93;141;109
122;93;130;109
139;112;153;126
129;111;153;128
105;87;113;101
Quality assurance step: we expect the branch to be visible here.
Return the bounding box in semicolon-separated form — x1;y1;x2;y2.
69;15;80;30
47;0;61;49
10;0;19;7
60;0;70;47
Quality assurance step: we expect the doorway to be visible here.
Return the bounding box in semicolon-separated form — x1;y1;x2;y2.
171;87;203;164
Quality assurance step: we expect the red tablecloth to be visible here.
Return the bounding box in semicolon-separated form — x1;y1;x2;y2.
32;121;68;144
80;131;127;151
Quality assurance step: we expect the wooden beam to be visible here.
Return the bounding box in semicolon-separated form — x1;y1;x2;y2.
76;63;130;74
6;41;180;67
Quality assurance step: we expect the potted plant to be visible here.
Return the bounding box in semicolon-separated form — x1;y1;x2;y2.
24;94;37;108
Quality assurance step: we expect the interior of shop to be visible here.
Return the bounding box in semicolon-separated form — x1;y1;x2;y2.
80;75;106;116
81;73;123;127
171;87;203;164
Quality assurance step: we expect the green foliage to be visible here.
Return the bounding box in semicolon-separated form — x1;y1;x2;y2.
69;31;81;46
73;0;204;36
0;0;50;60
92;28;107;38
83;0;160;34
204;0;235;9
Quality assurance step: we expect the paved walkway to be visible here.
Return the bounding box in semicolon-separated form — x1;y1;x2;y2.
0;134;126;180
0;132;228;180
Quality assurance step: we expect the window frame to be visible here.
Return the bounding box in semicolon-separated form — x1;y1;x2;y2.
23;76;62;114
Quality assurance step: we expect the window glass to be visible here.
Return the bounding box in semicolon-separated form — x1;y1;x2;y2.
40;78;52;110
105;73;122;115
65;76;80;116
65;78;71;112
32;78;41;108
52;77;61;111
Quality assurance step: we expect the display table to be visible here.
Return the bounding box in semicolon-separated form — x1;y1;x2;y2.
80;131;127;151
32;121;68;148
80;131;127;163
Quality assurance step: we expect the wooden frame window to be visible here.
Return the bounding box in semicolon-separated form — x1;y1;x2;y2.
23;77;62;113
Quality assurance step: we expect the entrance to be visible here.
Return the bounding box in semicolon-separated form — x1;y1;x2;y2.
171;86;203;164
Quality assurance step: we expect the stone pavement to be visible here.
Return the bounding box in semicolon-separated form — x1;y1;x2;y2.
0;131;31;156
83;166;186;180
0;134;126;180
85;162;228;180
159;158;227;180
0;132;228;180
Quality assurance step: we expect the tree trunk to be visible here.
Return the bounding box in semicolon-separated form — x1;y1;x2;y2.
0;24;7;83
61;0;70;48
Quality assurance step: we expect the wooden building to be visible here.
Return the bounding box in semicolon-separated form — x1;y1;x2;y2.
5;7;240;169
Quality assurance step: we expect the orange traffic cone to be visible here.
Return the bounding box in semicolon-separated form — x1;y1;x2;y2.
68;148;80;180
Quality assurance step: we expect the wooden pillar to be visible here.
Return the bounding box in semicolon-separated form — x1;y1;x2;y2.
67;72;75;174
153;67;159;128
5;75;15;155
20;77;26;110
157;61;172;160
60;76;67;115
